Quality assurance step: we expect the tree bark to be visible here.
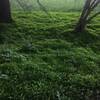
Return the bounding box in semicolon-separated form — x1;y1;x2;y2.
0;0;12;23
74;0;100;33
75;17;87;32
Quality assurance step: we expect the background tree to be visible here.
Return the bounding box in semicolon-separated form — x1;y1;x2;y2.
75;0;100;32
0;0;12;23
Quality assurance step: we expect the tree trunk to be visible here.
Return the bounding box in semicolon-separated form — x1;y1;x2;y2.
75;18;87;32
74;0;100;33
0;0;12;23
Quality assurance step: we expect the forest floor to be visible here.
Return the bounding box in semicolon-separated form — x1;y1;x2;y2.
0;12;100;100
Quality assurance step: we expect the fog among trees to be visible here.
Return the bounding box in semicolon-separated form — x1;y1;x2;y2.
0;0;100;100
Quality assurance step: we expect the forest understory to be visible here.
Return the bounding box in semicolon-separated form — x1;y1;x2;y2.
0;12;100;100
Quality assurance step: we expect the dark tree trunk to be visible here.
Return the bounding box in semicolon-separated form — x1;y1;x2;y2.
74;0;100;33
75;16;87;32
0;0;12;23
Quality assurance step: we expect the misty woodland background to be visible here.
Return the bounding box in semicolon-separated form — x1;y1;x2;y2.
0;0;100;100
11;0;100;11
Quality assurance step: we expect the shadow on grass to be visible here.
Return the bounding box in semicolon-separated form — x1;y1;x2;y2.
62;29;99;46
0;21;21;44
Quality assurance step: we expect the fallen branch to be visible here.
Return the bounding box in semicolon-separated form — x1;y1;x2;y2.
87;11;100;22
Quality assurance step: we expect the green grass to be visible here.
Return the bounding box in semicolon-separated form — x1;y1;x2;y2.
0;11;100;100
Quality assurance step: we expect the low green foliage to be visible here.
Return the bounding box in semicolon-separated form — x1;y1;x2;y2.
0;12;100;100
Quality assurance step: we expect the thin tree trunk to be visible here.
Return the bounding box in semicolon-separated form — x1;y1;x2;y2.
74;0;100;33
75;19;87;32
0;0;12;23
